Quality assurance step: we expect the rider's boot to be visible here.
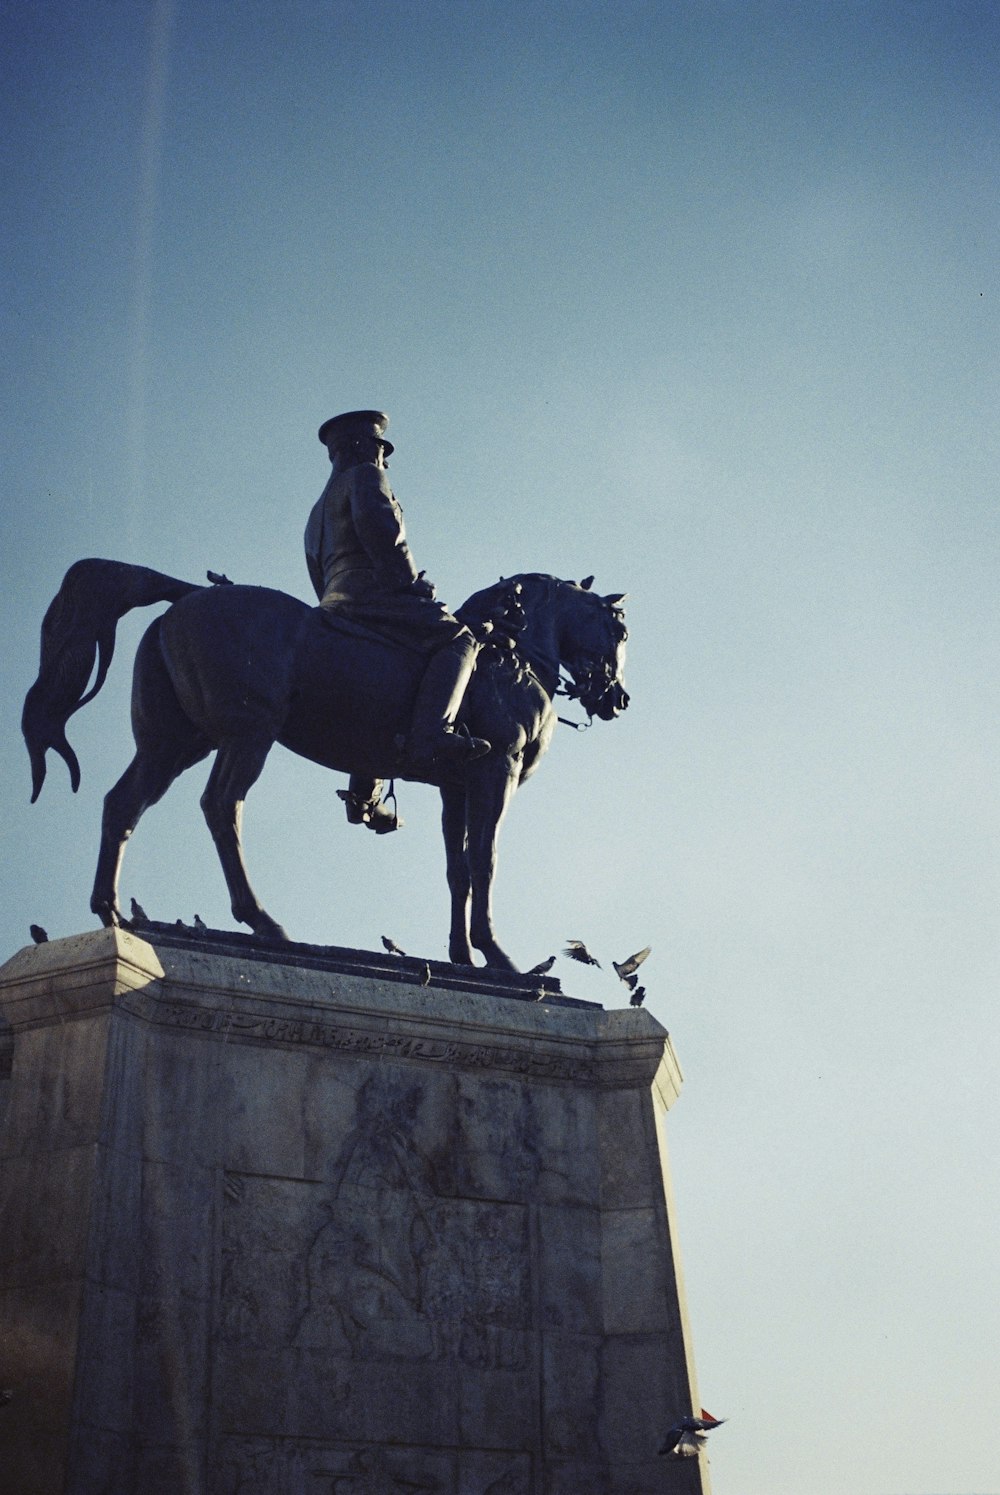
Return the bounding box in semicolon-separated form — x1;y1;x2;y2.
405;635;491;769
337;776;402;833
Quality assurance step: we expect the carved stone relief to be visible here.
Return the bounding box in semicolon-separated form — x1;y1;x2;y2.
212;1437;531;1495
220;1073;530;1370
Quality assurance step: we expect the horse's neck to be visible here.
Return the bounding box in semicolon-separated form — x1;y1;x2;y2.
461;574;564;695
515;579;563;694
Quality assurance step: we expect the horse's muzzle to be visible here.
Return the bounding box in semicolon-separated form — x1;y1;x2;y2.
589;682;629;720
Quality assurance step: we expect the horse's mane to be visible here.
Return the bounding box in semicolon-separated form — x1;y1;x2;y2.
457;573;626;643
458;572;558;616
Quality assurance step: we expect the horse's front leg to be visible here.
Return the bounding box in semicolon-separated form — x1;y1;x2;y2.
465;754;521;971
440;784;473;964
200;735;289;942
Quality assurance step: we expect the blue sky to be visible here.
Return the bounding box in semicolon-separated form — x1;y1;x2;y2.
2;3;998;1491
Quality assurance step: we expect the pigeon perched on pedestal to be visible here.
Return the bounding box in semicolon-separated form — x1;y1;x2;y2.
527;955;556;975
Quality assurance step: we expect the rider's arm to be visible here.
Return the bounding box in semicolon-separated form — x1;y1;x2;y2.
303;496;327;601
351;465;422;591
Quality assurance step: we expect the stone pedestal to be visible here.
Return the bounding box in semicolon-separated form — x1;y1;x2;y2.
0;928;709;1495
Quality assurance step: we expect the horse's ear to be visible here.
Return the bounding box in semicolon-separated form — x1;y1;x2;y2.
580;575;594;590
604;591;627;606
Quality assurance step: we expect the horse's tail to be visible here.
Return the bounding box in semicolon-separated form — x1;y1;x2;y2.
22;558;201;802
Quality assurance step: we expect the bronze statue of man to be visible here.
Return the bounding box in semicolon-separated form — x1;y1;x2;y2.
305;410;489;828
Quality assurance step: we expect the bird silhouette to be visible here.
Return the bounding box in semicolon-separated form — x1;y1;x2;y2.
193;914;209;933
29;924;48;944
659;1411;726;1458
381;935;405;956
564;939;600;967
206;570;233;586
527;955;556;975
629;985;647;1007
129;897;149;923
613;945;651;981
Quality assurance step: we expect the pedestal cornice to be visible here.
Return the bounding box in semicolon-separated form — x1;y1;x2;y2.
0;928;683;1099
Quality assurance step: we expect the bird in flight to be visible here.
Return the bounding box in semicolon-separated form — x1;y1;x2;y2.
563;939;600;967
613;945;651;983
659;1411;726;1458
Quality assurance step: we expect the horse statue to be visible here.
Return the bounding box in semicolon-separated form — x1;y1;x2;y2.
22;559;628;971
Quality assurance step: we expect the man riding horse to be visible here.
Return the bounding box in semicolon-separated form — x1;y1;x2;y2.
305;410;490;832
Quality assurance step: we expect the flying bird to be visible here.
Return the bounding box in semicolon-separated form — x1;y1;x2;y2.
381;936;405;956
129;897;149;923
29;924;48;944
659;1411;726;1458
613;945;651;982
527;955;556;975
629;985;647;1007
564;939;600;967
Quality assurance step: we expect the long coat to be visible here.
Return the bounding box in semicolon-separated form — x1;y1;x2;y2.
304;461;467;653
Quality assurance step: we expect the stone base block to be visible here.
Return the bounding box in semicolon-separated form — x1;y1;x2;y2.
0;928;709;1494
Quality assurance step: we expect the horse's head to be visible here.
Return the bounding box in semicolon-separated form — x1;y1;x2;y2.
459;573;630;720
557;579;630;722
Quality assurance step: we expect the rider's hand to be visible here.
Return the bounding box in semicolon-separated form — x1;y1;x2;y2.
410;572;436;600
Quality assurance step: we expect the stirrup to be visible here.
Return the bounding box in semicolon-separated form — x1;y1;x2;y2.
336;788;402;834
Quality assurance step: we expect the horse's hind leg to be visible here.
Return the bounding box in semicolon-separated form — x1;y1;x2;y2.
92;619;210;927
92;737;210;926
200;735;288;942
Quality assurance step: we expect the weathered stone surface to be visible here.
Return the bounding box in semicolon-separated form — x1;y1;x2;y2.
0;928;709;1493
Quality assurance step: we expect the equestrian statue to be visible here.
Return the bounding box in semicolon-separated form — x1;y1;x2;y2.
22;411;629;972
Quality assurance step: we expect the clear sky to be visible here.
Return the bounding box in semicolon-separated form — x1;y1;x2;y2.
2;3;998;1491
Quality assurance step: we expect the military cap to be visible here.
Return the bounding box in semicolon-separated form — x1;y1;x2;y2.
317;409;394;455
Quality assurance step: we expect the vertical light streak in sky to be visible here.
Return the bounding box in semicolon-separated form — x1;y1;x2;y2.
126;0;175;520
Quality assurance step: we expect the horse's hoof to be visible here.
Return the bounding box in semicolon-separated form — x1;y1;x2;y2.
251;916;290;944
481;951;519;974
